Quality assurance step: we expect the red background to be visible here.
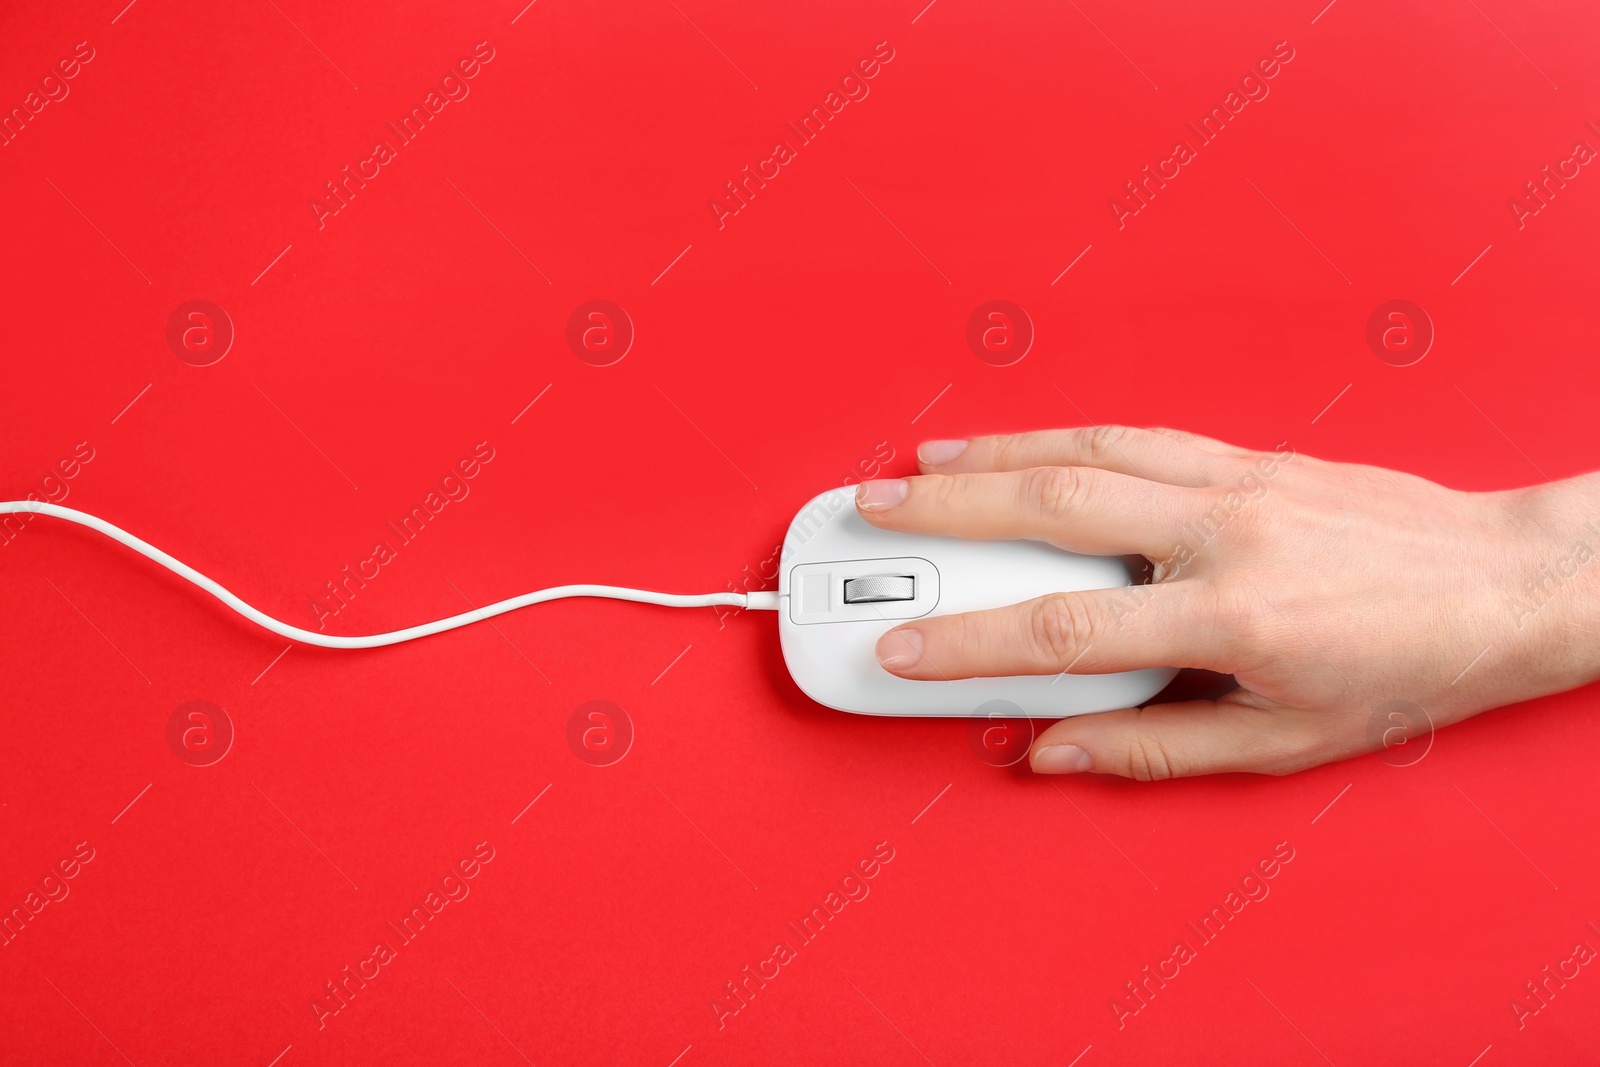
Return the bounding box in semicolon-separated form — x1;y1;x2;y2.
3;0;1599;1063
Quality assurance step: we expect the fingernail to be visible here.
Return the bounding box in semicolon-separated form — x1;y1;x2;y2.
876;628;923;669
917;439;968;466
856;478;908;511
1032;744;1093;774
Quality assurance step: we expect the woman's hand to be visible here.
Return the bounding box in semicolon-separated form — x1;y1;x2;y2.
854;427;1600;779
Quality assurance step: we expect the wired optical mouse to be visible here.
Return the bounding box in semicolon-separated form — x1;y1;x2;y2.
775;487;1177;717
1;495;1176;719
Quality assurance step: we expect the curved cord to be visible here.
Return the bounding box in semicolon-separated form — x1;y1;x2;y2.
0;501;777;650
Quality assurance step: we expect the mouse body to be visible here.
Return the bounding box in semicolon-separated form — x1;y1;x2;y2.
777;487;1178;717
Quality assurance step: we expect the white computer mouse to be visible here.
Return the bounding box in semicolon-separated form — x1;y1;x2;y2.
777;487;1178;717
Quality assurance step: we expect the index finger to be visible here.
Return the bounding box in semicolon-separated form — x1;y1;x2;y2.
875;582;1227;679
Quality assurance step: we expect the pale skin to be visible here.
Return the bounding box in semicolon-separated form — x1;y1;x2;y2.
853;427;1600;779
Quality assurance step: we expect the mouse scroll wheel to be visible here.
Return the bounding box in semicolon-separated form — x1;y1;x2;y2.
842;575;916;604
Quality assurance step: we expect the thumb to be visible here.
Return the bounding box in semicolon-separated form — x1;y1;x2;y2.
1028;698;1328;780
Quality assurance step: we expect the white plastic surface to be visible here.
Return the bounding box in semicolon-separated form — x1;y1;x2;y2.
777;487;1178;717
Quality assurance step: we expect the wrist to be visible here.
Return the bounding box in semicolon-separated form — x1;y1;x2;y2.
1499;473;1600;694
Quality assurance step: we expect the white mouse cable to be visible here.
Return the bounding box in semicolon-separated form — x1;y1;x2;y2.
0;500;782;650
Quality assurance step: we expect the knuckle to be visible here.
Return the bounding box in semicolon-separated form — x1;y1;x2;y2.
1209;582;1267;661
1028;592;1096;665
917;472;959;511
1189;485;1267;547
1125;722;1179;782
988;432;1029;469
1082;423;1133;462
1023;465;1089;521
1149;426;1205;450
953;611;993;662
